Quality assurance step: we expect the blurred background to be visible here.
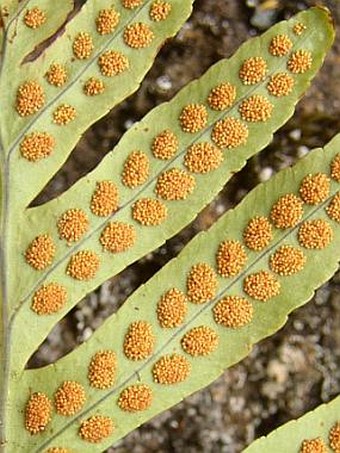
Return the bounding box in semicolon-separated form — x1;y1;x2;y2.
29;1;340;451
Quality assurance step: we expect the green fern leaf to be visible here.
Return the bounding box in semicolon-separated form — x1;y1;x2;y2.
10;7;334;373
18;131;340;451
1;0;195;207
2;0;74;64
1;0;196;366
244;396;340;453
0;4;337;453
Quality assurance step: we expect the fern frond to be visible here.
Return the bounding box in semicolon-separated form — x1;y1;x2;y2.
0;4;337;452
244;396;340;453
11;7;334;371
19;132;340;452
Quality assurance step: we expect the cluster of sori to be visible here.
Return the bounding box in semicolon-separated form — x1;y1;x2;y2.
17;0;172;152
23;15;340;446
23;18;315;324
24;146;340;447
24;115;340;452
299;422;340;453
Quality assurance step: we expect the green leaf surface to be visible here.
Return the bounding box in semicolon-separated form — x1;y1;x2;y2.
1;4;337;453
243;396;340;452
1;0;74;66
1;0;196;371
9;7;334;371
2;0;195;207
0;1;26;28
0;1;195;450
16;133;340;452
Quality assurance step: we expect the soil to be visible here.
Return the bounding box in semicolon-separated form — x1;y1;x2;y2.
29;1;340;452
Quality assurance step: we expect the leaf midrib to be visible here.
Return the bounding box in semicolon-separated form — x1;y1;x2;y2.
33;184;335;452
0;1;31;448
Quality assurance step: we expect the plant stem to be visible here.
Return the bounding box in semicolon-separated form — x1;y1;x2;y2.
0;141;8;453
